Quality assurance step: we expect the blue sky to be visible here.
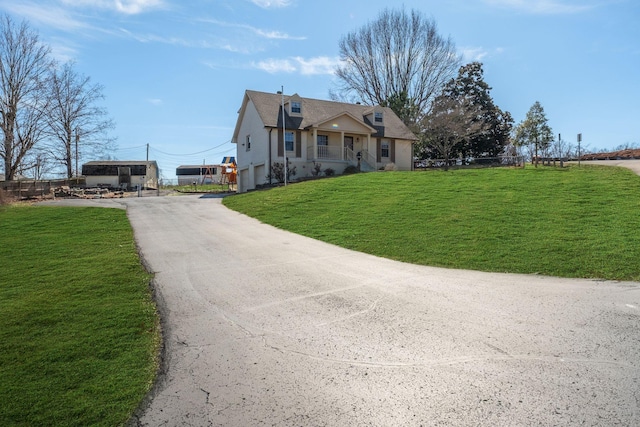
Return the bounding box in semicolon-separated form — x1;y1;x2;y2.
1;0;638;180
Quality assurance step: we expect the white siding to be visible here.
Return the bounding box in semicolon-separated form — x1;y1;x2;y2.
394;140;413;170
236;100;272;191
85;176;119;187
84;163;158;189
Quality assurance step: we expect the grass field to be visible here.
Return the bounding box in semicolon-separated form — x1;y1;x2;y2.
0;206;160;426
223;165;640;281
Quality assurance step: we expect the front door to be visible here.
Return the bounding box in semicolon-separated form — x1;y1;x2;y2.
344;136;354;152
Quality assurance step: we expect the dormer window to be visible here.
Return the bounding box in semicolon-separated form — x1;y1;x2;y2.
374;111;383;123
291;101;301;114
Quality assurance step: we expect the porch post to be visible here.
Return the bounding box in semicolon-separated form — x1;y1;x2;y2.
341;131;345;160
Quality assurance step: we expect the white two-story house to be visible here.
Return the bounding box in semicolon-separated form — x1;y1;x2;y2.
231;90;417;193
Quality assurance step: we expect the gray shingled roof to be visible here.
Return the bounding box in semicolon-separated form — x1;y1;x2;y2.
83;160;157;166
245;90;417;141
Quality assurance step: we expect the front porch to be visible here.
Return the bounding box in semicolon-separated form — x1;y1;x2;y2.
306;132;378;172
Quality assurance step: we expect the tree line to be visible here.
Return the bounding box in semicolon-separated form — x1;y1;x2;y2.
333;7;575;167
0;14;114;181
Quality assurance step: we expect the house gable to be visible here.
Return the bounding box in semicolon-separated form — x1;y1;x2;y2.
310;112;376;135
285;93;303;117
232;92;255;144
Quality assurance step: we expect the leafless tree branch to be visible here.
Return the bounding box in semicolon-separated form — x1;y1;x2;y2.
333;7;461;128
0;14;53;180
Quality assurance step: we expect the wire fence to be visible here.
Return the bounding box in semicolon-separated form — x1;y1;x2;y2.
0;178;166;201
414;156;525;170
1;178;84;200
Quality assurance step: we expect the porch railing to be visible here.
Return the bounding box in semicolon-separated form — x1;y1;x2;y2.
358;149;377;171
345;147;377;171
316;145;344;160
307;145;378;171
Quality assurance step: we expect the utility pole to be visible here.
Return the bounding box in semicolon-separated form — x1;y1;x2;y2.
577;133;582;167
75;128;79;177
146;143;149;161
281;86;287;186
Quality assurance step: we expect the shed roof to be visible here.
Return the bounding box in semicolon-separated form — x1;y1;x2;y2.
83;160;158;166
177;164;220;169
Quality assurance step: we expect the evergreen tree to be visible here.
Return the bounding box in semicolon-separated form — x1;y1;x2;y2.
439;62;513;159
380;91;420;133
513;101;553;167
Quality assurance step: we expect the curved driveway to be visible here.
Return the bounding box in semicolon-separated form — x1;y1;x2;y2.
568;159;640;175
45;193;640;426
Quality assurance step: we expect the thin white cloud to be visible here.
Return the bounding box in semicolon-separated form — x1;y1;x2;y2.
253;56;341;75
484;0;595;14
116;0;164;14
219;43;263;54
1;2;88;31
253;58;297;74
117;28;217;48
49;38;80;62
294;56;342;75
117;26;268;54
460;46;506;62
254;28;300;40
220;44;245;53
61;0;165;15
148;98;163;106
61;0;110;8
461;47;489;62
249;0;292;9
200;18;305;41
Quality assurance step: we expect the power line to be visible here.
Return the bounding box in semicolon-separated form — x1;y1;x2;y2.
113;144;148;152
149;140;231;157
150;146;236;168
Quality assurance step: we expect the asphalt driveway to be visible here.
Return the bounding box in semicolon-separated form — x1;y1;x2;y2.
43;193;640;426
101;194;636;427
568;159;640;175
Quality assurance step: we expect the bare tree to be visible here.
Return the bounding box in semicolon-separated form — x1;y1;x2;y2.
0;15;53;181
20;148;54;180
45;61;115;178
422;95;487;171
550;134;573;160
333;7;461;129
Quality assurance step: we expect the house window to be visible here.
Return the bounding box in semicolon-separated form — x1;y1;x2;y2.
317;134;328;146
374;111;383;123
381;141;390;158
285;131;294;151
246;135;251;151
291;101;301;114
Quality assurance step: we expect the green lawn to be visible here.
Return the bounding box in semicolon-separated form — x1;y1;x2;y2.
223;165;640;281
0;206;160;426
